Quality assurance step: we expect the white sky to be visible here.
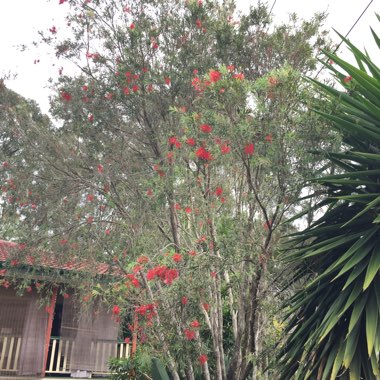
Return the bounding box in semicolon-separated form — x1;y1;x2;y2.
0;0;378;114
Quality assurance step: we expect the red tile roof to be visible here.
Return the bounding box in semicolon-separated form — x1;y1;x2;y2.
0;240;119;276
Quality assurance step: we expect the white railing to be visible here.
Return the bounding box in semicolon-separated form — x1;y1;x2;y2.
45;337;131;374
0;336;22;372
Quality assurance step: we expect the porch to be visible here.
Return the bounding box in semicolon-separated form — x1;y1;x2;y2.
0;336;130;376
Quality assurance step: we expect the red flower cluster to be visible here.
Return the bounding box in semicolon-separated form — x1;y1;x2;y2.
199;124;212;133
172;253;183;262
343;75;353;83
190;320;200;328
244;143;254;156
184;329;196;340
135;303;156;321
126;273;141;288
233;73;245;80
181;296;188;305
209;70;221;83
186;137;196;146
199;354;208;365
196;147;212;161
61;91;72;101
168;136;181;148
112;305;121;315
146;266;179;285
214;187;223;197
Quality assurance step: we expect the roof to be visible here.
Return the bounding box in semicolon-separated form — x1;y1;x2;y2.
0;240;119;276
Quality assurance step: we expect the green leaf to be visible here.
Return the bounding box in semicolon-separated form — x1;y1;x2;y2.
363;241;380;290
343;321;360;369
365;290;378;356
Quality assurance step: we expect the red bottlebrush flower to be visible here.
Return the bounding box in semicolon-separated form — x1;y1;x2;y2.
147;84;154;92
137;255;149;264
26;286;33;293
184;329;196;340
174;203;181;210
167;151;174;163
195;19;202;28
181;296;188;305
123;87;130;95
199;354;208;365
190;320;200;328
215;187;223;197
2;280;10;288
233;73;245;80
146;269;157;281
265;133;272;143
199;124;212;133
59;0;67;3
186;137;196;146
227;65;235;72
124;337;130;344
220;144;231;154
61;91;72;101
185;207;192;214
164;269;179;285
268;76;278;86
209;70;221;82
142;67;149;73
152;42;159;50
87;194;94;202
105;229;111;235
244;143;254;156
264;221;272;230
0;269;7;276
198;0;203;6
63;293;70;299
343;75;353;83
133;74;139;80
129;22;135;30
193;69;199;75
188;250;197;256
196;147;213;161
88;114;94;122
169;136;179;146
211;271;217;278
132;85;139;93
49;26;57;34
82;85;88;91
105;92;113;100
10;260;19;267
112;305;121;315
131;278;141;288
146;189;153;197
202;303;210;311
97;164;104;173
172;253;183;262
164;77;171;85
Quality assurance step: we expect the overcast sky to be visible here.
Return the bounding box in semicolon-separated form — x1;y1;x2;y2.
0;0;377;114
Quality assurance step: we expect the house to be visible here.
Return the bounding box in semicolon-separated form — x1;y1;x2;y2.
0;240;132;378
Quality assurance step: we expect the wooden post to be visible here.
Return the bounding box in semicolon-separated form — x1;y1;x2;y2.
131;314;138;356
42;286;58;377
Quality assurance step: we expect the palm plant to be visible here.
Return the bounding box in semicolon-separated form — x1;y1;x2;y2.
277;20;380;380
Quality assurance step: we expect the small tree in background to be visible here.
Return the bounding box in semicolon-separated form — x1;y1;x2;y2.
278;22;380;380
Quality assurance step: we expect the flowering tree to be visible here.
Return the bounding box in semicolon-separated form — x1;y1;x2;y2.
0;1;336;378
